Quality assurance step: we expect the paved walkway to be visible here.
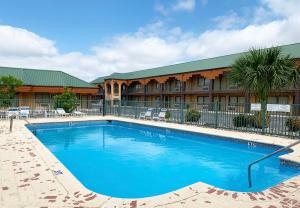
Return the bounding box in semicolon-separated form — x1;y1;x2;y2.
0;116;300;208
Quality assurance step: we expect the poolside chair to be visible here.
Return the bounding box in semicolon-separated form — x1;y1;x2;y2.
19;106;30;119
139;108;153;119
56;108;70;116
6;107;19;119
153;108;167;121
73;110;86;116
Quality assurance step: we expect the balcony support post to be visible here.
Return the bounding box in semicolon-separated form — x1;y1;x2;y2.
208;79;214;110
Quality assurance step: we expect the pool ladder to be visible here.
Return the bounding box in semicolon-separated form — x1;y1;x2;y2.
248;139;300;188
24;119;37;135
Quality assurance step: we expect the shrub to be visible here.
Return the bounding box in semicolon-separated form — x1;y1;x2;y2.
252;111;270;129
53;89;78;113
233;114;254;127
185;109;201;122
285;118;300;132
165;110;171;120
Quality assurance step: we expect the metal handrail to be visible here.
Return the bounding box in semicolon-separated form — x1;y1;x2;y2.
24;119;37;135
248;139;300;188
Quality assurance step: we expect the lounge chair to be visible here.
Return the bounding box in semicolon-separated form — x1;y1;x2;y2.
153;108;167;121
139;108;153;119
19;106;30;119
56;108;70;116
6;107;19;118
73;110;86;116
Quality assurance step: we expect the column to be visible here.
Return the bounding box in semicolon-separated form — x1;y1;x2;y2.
208;79;213;110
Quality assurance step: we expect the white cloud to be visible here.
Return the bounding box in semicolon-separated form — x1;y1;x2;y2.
154;4;169;16
172;0;196;12
0;0;299;82
0;25;57;57
213;11;246;29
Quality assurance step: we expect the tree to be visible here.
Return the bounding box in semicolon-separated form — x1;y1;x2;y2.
53;89;79;113
0;75;23;106
229;47;300;132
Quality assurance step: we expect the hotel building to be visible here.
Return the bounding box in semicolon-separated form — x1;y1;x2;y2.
92;43;300;109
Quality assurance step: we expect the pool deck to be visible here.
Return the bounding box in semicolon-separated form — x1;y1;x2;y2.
0;115;300;208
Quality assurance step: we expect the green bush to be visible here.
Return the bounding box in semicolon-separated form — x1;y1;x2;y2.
232;114;254;127
165;110;171;120
53;89;78;113
285;118;300;132
185;109;201;122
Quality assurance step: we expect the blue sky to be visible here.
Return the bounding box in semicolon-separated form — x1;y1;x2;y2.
0;0;260;53
0;0;299;81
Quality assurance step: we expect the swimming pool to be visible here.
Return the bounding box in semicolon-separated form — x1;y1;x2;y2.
29;120;300;198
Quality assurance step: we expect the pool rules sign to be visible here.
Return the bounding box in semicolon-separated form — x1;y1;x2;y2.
250;103;291;112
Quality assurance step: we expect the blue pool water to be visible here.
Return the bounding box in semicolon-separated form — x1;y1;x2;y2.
30;120;300;198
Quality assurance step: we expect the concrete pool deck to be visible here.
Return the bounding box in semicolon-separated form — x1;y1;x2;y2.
0;116;300;208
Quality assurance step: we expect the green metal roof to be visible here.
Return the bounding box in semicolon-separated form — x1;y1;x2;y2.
92;42;300;83
0;67;97;88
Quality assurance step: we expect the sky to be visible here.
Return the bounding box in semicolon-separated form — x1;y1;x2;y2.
0;0;299;82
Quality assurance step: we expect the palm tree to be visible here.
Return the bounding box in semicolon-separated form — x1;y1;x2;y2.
229;47;300;133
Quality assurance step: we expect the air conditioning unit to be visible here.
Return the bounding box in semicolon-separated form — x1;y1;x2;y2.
202;86;209;90
175;88;180;91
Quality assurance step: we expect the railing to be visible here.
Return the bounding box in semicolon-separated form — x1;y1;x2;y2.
24;119;37;134
104;100;300;138
0;99;103;119
247;140;300;187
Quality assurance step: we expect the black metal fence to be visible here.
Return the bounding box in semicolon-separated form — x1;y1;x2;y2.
0;99;103;119
104;100;300;138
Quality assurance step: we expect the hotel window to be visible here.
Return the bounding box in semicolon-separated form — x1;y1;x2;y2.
35;93;50;104
197;96;209;104
268;96;288;104
155;96;161;102
197;77;209;89
229;96;244;105
175;96;181;104
175;80;181;90
155;83;160;90
113;83;119;94
35;93;50;109
228;80;238;89
135;84;142;90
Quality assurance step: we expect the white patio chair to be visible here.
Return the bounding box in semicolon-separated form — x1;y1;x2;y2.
56;108;70;116
19;106;30;119
6;107;19;119
139;108;153;119
153;108;167;121
73;110;86;116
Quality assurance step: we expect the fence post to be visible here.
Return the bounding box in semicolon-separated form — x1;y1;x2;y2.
118;100;121;116
9;116;14;132
180;101;184;124
215;101;219;128
102;99;106;116
134;100;138;119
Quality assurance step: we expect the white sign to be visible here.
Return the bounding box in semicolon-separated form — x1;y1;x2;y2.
251;103;261;111
251;103;290;112
267;104;290;112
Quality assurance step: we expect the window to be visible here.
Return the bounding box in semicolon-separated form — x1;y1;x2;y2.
113;83;119;94
197;77;209;89
229;96;244;104
35;93;50;104
135;84;141;90
155;83;160;89
175;96;181;104
197;96;209;104
175;80;181;89
268;96;288;104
